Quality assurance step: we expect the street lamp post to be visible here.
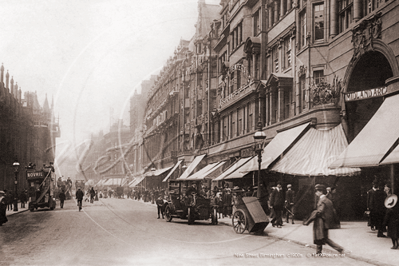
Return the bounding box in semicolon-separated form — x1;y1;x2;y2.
13;160;20;212
253;121;266;199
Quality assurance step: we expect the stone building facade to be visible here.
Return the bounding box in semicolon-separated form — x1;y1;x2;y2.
84;0;399;219
0;64;60;192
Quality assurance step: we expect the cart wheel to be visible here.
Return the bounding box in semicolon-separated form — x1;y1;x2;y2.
211;208;218;225
232;210;247;234
188;207;194;225
165;205;172;222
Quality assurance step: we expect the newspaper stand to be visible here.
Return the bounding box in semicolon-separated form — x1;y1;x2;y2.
232;194;269;234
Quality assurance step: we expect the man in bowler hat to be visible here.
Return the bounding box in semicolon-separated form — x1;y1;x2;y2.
270;182;284;227
304;184;344;254
368;181;387;237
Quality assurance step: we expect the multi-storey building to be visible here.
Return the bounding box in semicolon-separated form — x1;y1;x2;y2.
0;64;60;192
97;0;399;219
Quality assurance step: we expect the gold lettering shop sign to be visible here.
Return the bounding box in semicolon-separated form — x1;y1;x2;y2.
345;87;387;102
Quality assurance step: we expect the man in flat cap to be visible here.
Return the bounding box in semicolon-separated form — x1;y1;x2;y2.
304;184;344;254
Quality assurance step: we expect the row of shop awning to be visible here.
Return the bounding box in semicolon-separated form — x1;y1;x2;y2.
131;94;399;186
128;123;358;187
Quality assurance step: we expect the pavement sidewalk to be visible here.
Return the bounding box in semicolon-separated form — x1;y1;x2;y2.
131;197;397;266
5;204;30;216
217;216;397;266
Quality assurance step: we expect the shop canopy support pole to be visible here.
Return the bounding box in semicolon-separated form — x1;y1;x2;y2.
391;164;395;194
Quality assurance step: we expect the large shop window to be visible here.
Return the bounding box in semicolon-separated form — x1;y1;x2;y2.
339;0;353;33
314;3;324;41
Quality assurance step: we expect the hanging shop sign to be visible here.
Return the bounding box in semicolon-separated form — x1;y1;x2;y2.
344;86;387;102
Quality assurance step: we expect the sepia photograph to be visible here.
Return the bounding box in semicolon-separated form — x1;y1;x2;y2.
0;0;398;265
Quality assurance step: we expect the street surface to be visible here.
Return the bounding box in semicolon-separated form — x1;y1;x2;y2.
0;198;373;266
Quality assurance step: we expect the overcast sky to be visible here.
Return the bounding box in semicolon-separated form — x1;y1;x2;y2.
0;0;219;157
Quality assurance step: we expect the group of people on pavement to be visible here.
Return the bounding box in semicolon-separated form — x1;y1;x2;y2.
367;180;399;249
0;189;29;226
268;182;297;228
0;190;29;211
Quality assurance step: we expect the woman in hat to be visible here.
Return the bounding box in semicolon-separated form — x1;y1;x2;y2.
383;194;399;249
0;191;8;226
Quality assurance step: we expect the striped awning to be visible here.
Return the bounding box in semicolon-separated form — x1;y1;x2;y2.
186;162;226;181
214;157;253;181
238;122;311;174
331;94;399;168
103;178;124;186
162;160;183;182
272;124;360;176
177;155;206;180
130;175;145;187
151;166;173;177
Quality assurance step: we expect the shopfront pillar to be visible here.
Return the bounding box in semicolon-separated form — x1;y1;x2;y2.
391;164;395;194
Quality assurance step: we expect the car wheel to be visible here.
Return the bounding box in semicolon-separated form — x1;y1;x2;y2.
165;205;173;222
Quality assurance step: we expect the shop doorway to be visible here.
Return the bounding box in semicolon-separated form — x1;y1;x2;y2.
346;51;393;142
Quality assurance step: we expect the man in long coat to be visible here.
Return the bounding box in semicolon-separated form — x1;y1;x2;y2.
304;184;344;254
59;189;66;208
368;182;387;237
0;191;8;226
270;182;284;227
285;184;295;224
